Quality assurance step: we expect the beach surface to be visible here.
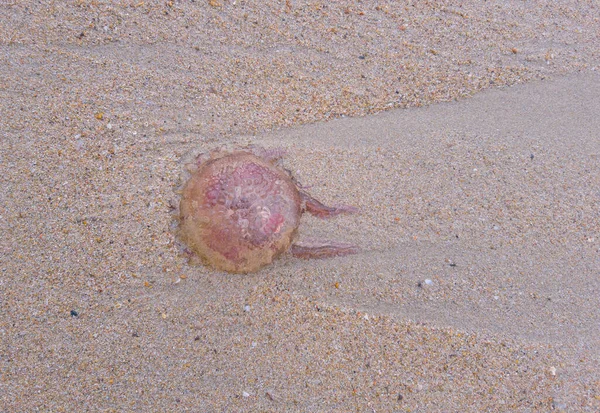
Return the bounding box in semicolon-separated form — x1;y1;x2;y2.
2;1;599;412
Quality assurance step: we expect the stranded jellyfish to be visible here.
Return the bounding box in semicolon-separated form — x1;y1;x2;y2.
178;149;359;273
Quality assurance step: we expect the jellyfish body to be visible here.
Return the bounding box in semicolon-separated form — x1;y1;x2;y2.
180;150;359;273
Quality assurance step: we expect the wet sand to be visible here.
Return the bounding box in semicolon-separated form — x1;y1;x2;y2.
2;1;599;411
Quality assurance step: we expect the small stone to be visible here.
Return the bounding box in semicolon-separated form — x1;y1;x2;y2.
242;391;250;398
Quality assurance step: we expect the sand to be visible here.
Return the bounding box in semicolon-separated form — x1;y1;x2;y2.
1;1;599;412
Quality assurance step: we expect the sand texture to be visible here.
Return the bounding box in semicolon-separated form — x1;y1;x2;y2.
2;1;600;412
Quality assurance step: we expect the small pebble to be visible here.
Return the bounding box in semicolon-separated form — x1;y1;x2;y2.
424;279;433;285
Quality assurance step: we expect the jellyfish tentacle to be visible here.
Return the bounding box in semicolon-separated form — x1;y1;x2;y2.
300;191;358;219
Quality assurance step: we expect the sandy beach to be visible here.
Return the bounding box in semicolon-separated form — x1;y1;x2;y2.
2;1;599;412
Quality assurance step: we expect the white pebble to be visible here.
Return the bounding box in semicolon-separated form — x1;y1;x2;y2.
424;279;433;285
244;304;251;312
242;391;250;398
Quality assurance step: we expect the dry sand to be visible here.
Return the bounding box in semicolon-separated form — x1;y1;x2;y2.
1;1;600;412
